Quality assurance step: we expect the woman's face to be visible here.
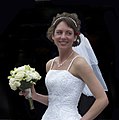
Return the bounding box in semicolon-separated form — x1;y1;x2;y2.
52;21;76;49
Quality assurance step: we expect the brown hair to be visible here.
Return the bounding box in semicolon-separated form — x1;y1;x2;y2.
46;12;81;46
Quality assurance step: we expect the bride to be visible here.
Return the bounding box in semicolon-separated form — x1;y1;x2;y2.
19;12;109;120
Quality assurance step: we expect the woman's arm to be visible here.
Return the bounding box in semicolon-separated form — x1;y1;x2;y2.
75;57;109;120
32;92;48;106
31;85;48;106
19;60;53;106
19;85;49;106
32;59;54;106
31;60;53;106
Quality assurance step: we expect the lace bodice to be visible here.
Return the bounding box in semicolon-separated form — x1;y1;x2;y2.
41;56;85;120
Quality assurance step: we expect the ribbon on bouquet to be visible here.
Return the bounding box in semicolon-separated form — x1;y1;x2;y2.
25;88;34;110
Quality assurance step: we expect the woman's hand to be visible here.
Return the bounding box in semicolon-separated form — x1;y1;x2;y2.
19;85;36;99
19;89;29;98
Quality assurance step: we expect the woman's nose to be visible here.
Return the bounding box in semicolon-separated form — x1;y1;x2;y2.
61;33;66;39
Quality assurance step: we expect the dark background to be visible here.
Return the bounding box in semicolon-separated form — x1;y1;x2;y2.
0;0;119;119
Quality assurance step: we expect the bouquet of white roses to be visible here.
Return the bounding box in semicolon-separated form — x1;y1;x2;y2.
8;65;41;110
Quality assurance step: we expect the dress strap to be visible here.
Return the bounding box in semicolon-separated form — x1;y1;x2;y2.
49;57;56;70
67;55;79;71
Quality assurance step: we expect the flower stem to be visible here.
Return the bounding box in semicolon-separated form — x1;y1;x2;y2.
28;98;35;110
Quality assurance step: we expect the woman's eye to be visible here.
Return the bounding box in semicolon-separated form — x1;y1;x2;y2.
55;31;73;36
56;31;62;35
66;32;72;35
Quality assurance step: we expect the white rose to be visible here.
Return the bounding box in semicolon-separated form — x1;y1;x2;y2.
10;85;17;91
32;71;41;80
25;75;32;82
14;66;25;73
15;71;25;81
9;79;21;90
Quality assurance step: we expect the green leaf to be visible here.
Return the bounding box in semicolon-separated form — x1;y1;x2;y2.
19;81;32;90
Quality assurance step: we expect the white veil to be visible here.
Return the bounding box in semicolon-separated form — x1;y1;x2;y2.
73;33;108;96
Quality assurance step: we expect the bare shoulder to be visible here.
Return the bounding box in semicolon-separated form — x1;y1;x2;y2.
74;56;89;67
73;56;92;78
46;59;54;72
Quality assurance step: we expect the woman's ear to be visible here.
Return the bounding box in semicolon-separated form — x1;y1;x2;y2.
52;35;54;41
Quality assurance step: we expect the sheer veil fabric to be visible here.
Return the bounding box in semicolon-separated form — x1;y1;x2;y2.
73;33;108;96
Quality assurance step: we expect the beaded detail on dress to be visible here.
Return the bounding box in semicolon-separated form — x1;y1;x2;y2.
41;56;85;120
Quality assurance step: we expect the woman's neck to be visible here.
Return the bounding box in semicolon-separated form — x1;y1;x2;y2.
58;49;74;63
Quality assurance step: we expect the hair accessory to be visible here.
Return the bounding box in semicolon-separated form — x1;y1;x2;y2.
75;32;80;36
52;17;77;27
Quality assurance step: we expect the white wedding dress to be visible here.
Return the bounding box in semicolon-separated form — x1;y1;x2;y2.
41;56;85;120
